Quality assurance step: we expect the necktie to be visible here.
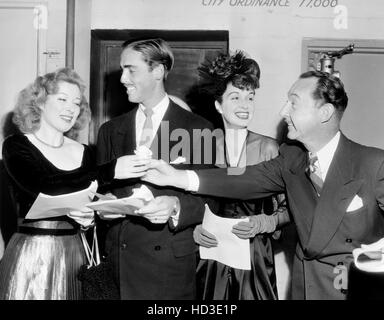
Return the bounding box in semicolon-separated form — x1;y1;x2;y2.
308;154;323;196
138;107;154;147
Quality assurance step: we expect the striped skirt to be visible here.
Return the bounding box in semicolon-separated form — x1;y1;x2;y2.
0;220;86;300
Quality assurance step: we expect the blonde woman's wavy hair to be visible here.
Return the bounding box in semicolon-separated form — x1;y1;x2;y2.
13;68;91;135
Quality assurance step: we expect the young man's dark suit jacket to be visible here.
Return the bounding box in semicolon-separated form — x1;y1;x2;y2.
194;133;384;299
96;101;216;300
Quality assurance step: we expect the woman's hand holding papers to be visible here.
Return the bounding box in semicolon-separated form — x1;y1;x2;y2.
193;224;218;248
68;208;95;229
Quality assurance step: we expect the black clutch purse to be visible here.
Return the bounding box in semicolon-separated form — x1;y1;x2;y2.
78;226;120;300
78;260;120;300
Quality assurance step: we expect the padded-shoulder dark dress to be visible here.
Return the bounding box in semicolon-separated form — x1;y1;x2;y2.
196;131;286;300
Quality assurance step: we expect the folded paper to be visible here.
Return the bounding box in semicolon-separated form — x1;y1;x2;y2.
353;237;384;272
25;181;98;220
199;204;251;270
86;185;154;215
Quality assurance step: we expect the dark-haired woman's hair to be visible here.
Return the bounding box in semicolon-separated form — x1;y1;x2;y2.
187;51;261;128
197;51;260;102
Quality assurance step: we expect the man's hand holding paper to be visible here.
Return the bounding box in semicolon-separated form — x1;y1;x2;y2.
136;196;180;224
90;185;154;218
101;146;182;224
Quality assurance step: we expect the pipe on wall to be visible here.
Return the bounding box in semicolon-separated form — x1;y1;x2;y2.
66;0;75;68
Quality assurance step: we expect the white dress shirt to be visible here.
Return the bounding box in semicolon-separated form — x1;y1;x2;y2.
187;131;342;191
135;94;180;224
311;131;341;181
135;94;170;148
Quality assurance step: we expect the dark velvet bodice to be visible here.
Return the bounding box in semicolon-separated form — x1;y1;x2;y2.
2;134;113;221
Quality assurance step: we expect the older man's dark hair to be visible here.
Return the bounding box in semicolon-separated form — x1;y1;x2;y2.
300;70;348;119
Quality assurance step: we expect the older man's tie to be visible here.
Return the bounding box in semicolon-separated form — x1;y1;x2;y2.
138;107;154;148
308;154;323;196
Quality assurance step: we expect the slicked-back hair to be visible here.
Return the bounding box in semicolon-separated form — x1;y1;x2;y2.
13;68;90;134
300;70;348;118
122;38;174;79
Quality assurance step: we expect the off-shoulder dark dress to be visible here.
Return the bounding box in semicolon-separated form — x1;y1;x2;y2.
0;134;110;300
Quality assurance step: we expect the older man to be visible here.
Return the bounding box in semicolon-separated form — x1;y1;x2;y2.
143;71;384;300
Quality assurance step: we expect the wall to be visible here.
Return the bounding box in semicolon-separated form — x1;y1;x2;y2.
0;0;67;153
91;0;384;138
74;0;91;98
74;0;92;143
0;0;94;144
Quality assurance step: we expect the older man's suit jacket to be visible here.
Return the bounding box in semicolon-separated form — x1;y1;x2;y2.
196;133;384;299
97;101;216;300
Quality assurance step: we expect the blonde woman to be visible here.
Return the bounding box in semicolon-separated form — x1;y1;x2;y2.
0;68;130;300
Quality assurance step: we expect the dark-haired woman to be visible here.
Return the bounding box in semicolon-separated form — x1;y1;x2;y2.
193;52;290;300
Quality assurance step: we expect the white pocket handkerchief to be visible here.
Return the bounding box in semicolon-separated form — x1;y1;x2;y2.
346;194;363;212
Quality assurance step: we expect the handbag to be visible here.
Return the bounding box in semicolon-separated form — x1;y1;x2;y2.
78;226;120;300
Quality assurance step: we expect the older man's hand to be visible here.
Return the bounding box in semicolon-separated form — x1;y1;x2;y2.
142;159;189;190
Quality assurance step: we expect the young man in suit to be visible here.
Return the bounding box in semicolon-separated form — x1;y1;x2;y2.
96;38;216;299
143;70;384;300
